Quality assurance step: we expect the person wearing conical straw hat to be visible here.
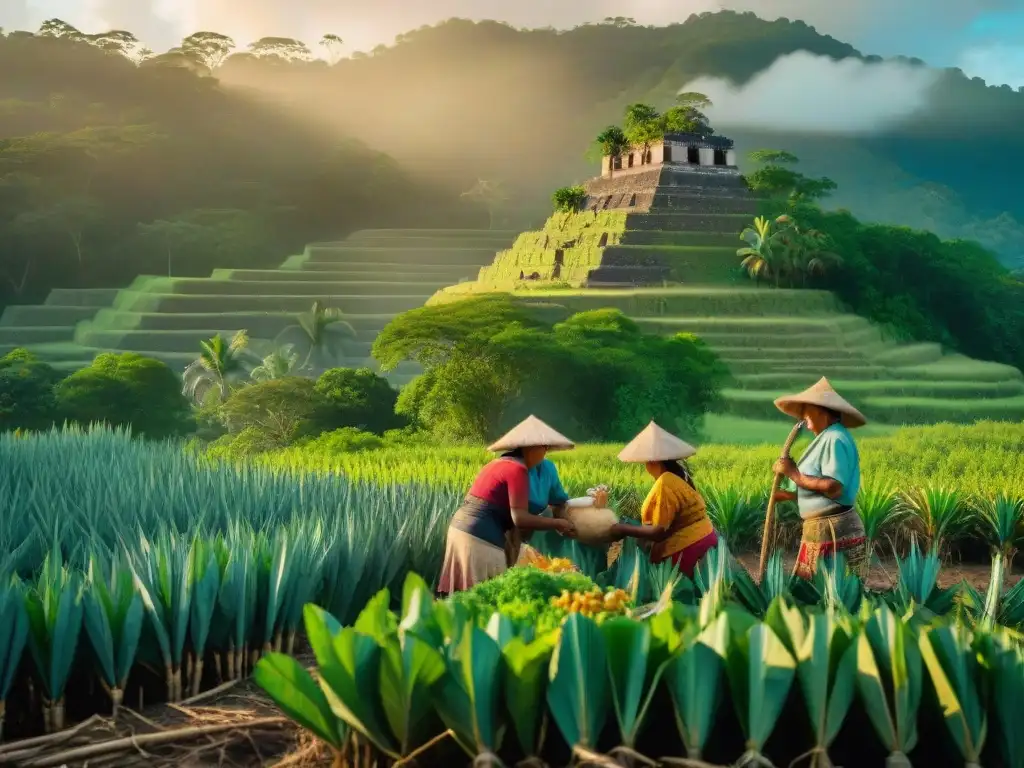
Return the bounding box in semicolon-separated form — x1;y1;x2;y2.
437;416;578;595
771;377;867;580
617;421;719;578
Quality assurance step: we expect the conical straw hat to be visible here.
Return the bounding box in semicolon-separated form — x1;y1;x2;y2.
774;377;867;428
488;415;575;452
617;421;697;463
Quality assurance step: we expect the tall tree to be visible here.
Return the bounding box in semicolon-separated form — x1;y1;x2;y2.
248;37;312;62
319;34;344;64
180;31;235;69
622;103;663;156
38;19;82;40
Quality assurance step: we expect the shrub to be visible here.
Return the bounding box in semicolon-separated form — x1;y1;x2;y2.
54;352;192;439
299;427;385;454
0;348;61;432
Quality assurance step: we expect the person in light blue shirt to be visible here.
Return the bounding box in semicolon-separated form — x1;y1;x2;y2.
528;458;570;516
771;377;868;580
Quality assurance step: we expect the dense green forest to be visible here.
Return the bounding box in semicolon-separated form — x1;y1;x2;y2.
0;28;485;309
206;12;1024;268
3;11;1023;312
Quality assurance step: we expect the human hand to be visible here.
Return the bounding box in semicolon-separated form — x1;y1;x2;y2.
773;457;798;479
554;518;577;538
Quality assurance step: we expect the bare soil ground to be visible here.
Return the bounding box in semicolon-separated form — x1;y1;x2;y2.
733;551;1022;592
0;674;314;768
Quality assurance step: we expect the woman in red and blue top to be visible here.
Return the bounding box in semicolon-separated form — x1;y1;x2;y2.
438;416;578;594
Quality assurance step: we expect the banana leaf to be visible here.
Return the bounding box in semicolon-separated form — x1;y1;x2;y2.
547;612;610;751
502;633;555;758
919;624;986;766
723;612;797;767
432;622;504;759
855;604;922;767
254;651;348;751
303;603;399;757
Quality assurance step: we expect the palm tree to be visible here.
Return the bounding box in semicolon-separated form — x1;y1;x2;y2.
274;301;357;371
738;216;786;287
250;344;304;381
182;330;255;403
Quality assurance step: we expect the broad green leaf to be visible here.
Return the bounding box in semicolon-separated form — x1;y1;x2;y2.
602;617;664;747
0;578;29;699
547;613;609;749
664;639;723;759
729;623;796;750
303;604;398;755
433;623;503;754
254;653;345;748
379;631;446;755
796;612;856;750
502;635;553;756
991;642;1024;768
919;625;986;763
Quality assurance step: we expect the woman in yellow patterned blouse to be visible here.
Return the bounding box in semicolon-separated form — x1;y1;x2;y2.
617;421;718;577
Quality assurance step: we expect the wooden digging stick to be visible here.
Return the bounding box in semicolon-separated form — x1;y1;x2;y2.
756;421;805;584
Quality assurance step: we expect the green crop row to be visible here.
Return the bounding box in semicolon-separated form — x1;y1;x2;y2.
252;548;1024;767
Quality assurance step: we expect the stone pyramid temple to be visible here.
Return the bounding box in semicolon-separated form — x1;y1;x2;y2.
469;131;760;288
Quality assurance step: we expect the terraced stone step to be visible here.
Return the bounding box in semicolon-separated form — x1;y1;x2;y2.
649;195;758;215
318;236;514;249
724;360;888;377
694;330;880;349
111;293;427;315
0;305;102;327
75;328;376;357
632;315;872;335
343;229;518;242
890;356;1024;383
711;347;873;364
149;279;452;297
624;212;750;232
732;375;1024;399
44;289;121;307
303;247;498;267
0;326;78;345
523;288;841;318
620;231;737;247
720;388;1024;424
88;310;397;335
872;343;944;367
213;267;474;282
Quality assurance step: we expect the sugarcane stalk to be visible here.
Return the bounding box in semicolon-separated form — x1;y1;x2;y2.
110;687;124;719
756;421;805;584
50;698;65;732
213;652;223;684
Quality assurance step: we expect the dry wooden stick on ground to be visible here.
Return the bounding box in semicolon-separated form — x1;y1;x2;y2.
17;716;287;768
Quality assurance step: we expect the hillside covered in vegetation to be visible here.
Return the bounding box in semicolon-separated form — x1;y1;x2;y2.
0;29;486;311
204;12;1024;269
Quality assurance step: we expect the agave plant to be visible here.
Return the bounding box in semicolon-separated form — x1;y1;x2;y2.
971;493;1024;563
182;330;256;403
898;486;969;556
888;538;959;618
704;483;763;551
857;479;903;569
24;544;84;732
274;301;357;371
855;603;923;768
0;574;29;740
82;549;144;716
766;602;858;768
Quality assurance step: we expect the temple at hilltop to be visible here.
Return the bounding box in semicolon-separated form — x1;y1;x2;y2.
457;129;759;289
584;132;749;217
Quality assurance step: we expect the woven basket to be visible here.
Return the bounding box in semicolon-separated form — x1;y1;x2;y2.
558;498;619;546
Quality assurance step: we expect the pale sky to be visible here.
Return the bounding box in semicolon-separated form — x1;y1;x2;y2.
4;0;1024;87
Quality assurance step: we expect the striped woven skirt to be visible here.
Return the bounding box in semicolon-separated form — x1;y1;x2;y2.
794;507;867;580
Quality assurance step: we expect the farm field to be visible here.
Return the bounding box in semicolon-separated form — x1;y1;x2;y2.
0;228;515;384
1;424;1023;762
